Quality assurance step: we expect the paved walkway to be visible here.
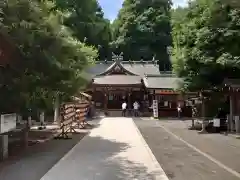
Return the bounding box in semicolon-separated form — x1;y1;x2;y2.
135;119;240;180
41;117;168;180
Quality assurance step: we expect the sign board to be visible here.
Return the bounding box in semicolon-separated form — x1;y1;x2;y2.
153;100;158;118
0;114;17;134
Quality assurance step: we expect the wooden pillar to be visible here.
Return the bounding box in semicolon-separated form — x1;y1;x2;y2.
104;88;108;114
128;90;131;107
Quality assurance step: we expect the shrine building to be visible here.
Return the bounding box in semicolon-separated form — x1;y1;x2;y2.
84;54;192;117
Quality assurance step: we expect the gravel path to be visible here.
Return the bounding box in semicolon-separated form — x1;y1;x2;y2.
134;119;240;180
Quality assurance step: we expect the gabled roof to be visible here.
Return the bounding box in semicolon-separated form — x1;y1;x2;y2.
84;60;160;80
83;59;183;89
98;60;137;76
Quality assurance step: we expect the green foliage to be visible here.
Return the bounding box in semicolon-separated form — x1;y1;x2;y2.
53;0;112;60
171;0;240;91
0;0;97;113
111;0;172;70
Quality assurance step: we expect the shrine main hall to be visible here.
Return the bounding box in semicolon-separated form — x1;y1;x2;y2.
84;55;192;117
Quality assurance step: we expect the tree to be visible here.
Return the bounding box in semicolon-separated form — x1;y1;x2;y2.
0;0;98;113
111;0;172;70
53;0;112;60
171;0;240;91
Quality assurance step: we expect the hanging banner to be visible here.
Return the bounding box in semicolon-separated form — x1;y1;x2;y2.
153;100;158;118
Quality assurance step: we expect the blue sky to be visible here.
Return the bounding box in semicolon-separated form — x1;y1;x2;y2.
98;0;188;21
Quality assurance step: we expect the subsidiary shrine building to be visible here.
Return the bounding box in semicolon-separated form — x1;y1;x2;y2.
84;56;192;117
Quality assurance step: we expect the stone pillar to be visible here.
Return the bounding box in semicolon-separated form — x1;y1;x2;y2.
0;135;8;160
17;114;22;125
235;116;240;134
54;95;60;123
40;111;45;128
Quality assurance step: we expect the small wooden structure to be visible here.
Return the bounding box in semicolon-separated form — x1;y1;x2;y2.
55;99;90;139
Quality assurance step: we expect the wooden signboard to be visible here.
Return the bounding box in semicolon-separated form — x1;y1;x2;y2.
0;114;17;134
153;100;158;118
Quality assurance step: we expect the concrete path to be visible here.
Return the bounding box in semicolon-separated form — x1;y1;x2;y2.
41;117;168;180
135;119;240;180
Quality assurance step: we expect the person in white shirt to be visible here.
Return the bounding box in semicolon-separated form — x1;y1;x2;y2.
122;102;127;116
133;101;140;117
177;104;182;119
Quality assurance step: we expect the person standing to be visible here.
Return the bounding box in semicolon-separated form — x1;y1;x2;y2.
122;102;127;117
177;104;182;119
133;101;140;117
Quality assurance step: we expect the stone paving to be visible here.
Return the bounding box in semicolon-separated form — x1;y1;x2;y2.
41;117;169;180
134;119;240;180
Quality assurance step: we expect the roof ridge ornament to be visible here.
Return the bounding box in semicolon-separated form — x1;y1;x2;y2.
112;52;123;63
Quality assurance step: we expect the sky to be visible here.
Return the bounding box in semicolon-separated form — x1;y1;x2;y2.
98;0;188;21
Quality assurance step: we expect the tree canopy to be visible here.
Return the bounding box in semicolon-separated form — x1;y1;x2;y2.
4;0;240;113
171;0;240;91
0;0;98;113
53;0;112;60
111;0;172;70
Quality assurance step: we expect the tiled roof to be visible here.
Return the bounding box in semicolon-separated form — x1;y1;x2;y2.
123;63;160;76
84;61;160;79
84;60;182;89
93;75;142;85
143;75;183;89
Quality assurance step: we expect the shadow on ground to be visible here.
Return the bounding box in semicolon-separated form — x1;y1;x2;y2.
41;133;158;180
0;132;87;180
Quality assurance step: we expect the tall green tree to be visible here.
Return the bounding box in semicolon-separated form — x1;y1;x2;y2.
0;0;98;113
53;0;112;60
111;0;172;70
171;0;240;91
